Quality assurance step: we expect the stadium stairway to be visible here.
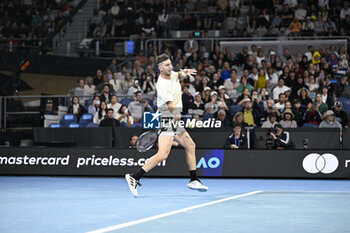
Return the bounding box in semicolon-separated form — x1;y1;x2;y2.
55;0;97;57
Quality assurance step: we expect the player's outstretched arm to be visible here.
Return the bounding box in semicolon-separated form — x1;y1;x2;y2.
179;69;197;79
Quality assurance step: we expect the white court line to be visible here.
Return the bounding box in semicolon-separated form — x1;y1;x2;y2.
87;190;262;233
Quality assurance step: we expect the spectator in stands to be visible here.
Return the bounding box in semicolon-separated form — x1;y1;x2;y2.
314;93;328;116
132;60;144;78
270;124;295;149
96;74;115;94
242;99;258;126
117;66;127;81
237;76;253;95
298;87;313;107
302;17;315;36
85;76;96;95
107;95;121;118
44;99;55;115
99;108;120;127
224;123;248;149
128;80;142;96
100;84;113;104
109;72;122;94
218;85;231;108
320;85;334;109
236;87;251;106
232;112;248;129
70;79;90;104
93;69;103;86
289;17;302;36
254;68;269;91
314;14;325;36
184;32;199;52
275;93;287;112
279;109;297;128
202;86;212;104
182;86;194;115
68;96;87;121
88;95;100;116
281;4;293;28
291;75;308;100
333;101;349;128
292;99;305;127
123;73;134;92
115;105;134;127
189;92;205;118
217;110;231;127
262;112;278;128
303;102;323;126
204;91;219;115
224;70;239;98
273;78;290;101
141;74;156;99
93;101;107;124
136;51;148;68
128;91;153;123
319;110;342;129
129;135;139;148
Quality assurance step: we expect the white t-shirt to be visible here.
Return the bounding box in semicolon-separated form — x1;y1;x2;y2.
156;71;182;115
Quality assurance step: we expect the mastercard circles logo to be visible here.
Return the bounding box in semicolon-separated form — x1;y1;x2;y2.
302;153;339;174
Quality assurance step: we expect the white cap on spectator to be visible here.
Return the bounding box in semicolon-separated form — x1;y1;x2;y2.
270;51;276;55
195;92;201;96
218;85;225;90
210;91;218;96
204;87;211;92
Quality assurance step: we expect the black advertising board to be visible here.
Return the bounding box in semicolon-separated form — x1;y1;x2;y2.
0;148;349;178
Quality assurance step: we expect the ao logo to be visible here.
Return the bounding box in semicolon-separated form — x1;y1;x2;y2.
197;157;220;169
302;153;339;174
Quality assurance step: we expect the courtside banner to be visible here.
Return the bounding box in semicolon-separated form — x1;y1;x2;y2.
0;148;350;178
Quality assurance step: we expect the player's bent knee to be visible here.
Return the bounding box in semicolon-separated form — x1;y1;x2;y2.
157;151;170;161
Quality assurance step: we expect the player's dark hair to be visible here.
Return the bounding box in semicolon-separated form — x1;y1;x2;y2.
156;54;170;64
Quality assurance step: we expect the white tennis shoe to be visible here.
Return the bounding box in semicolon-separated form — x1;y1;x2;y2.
187;180;208;192
125;174;141;197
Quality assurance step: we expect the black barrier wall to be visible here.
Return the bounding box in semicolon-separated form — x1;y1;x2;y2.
0;148;349;178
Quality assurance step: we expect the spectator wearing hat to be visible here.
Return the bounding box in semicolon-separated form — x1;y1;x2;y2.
333;101;349;128
298;87;313;106
303;102;323;126
215;85;230;106
202;86;212;104
262;111;278;128
273;78;290;101
319;110;342;129
224;69;239;98
182;86;194;115
224;123;248;149
217;110;231;127
270;124;295;149
188;92;205;118
204;91;219;115
279;109;297;128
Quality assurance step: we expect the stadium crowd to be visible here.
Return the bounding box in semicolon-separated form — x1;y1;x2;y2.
68;41;349;130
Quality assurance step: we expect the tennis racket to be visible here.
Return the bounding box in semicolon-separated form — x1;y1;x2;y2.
135;129;164;152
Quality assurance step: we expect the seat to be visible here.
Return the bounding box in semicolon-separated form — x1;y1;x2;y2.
68;123;80;128
79;113;93;127
120;98;134;106
302;123;319;128
143;97;153;106
49;123;62;128
120;122;129;127
86;122;99;128
60;114;77;127
130;123;143;128
229;105;243;118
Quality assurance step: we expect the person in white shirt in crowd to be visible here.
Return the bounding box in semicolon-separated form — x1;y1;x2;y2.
109;72;122;94
84;76;96;95
275;93;286;112
273;78;290;101
117;66;127;81
115;104;134;127
279;108;297;128
224;69;239;99
88;95;100;116
122;72;134;93
93;101;107;124
70;78;90;105
262;111;278;128
340;3;350;22
319;110;342;129
128;91;153;123
204;91;219;115
128;79;142;96
188;92;205;118
107;95;122;119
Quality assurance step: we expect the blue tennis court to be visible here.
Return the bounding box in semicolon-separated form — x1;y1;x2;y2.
0;177;349;233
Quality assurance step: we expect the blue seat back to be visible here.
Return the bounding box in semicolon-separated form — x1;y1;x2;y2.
60;114;77;127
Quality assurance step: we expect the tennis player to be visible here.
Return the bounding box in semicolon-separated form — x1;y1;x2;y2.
125;54;208;197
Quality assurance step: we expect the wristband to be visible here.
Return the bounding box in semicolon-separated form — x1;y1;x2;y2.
181;71;186;77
